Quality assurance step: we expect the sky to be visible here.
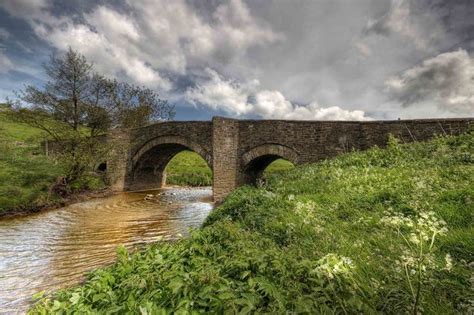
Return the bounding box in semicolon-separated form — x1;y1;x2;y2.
0;0;472;121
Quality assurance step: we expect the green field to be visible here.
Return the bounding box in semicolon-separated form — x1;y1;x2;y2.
30;130;474;314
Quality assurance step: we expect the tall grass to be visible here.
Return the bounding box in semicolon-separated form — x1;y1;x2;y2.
30;130;474;314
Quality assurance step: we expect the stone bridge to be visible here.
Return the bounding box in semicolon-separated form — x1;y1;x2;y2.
105;117;472;202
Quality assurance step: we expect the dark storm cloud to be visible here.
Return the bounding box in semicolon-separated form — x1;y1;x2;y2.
386;50;473;114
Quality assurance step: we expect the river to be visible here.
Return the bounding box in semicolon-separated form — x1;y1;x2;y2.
0;187;214;314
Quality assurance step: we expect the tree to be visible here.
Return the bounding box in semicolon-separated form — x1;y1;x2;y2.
8;47;174;183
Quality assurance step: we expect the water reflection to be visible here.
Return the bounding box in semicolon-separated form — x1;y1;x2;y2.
0;187;213;314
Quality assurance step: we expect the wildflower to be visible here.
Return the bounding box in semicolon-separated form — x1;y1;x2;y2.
444;254;453;271
293;201;317;225
313;253;354;280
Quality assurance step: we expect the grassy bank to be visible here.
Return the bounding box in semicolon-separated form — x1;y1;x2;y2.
0;106;109;215
0;106;65;213
30;130;473;314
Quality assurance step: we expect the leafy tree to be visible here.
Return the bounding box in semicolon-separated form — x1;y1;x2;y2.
8;47;174;183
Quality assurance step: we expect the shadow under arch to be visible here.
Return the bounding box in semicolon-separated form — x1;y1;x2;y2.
126;135;212;191
240;143;299;185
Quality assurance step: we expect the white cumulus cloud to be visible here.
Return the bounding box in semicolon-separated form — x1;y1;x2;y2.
186;69;371;120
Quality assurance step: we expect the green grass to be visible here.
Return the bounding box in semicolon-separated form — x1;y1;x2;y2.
0;107;65;213
30;130;474;314
264;159;294;176
165;151;213;186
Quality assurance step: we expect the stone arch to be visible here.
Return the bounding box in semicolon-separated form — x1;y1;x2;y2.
240;143;299;185
126;135;212;191
132;135;212;168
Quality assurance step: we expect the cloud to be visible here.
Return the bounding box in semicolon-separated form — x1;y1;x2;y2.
385;49;474;115
0;52;13;74
13;0;281;93
0;0;49;19
186;69;371;120
1;0;472;119
0;28;10;40
364;0;445;52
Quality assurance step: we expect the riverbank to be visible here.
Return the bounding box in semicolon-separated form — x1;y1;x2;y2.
30;130;474;314
0;106;111;217
0;187;113;219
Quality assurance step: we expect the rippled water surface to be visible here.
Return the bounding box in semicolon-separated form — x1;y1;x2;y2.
0;187;213;314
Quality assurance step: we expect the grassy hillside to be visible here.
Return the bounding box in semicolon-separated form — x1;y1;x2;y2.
0;106;65;213
165;151;213;186
30;130;473;314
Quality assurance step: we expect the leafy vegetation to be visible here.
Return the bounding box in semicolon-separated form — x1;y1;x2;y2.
264;158;294;176
30;130;473;314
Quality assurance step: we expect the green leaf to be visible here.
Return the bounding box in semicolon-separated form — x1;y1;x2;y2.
69;292;81;305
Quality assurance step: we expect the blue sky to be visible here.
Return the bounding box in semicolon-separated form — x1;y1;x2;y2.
0;0;472;121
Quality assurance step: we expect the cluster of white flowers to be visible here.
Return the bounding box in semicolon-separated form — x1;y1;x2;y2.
380;210;448;243
382;209;454;279
444;253;453;272
379;209;414;228
418;211;448;235
294;201;317;225
355;216;374;226
313;253;354;280
395;250;437;274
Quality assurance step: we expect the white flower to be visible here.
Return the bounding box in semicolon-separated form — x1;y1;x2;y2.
313;253;355;280
444;254;453;271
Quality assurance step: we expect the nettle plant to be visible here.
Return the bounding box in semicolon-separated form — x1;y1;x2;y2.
380;203;451;314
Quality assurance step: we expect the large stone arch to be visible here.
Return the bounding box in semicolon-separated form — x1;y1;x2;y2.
126;135;212;191
132;135;212;168
240;143;299;185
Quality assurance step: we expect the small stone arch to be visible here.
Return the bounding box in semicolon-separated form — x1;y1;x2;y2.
240;143;299;184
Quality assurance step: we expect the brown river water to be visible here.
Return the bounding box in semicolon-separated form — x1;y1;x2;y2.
0;187;214;314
